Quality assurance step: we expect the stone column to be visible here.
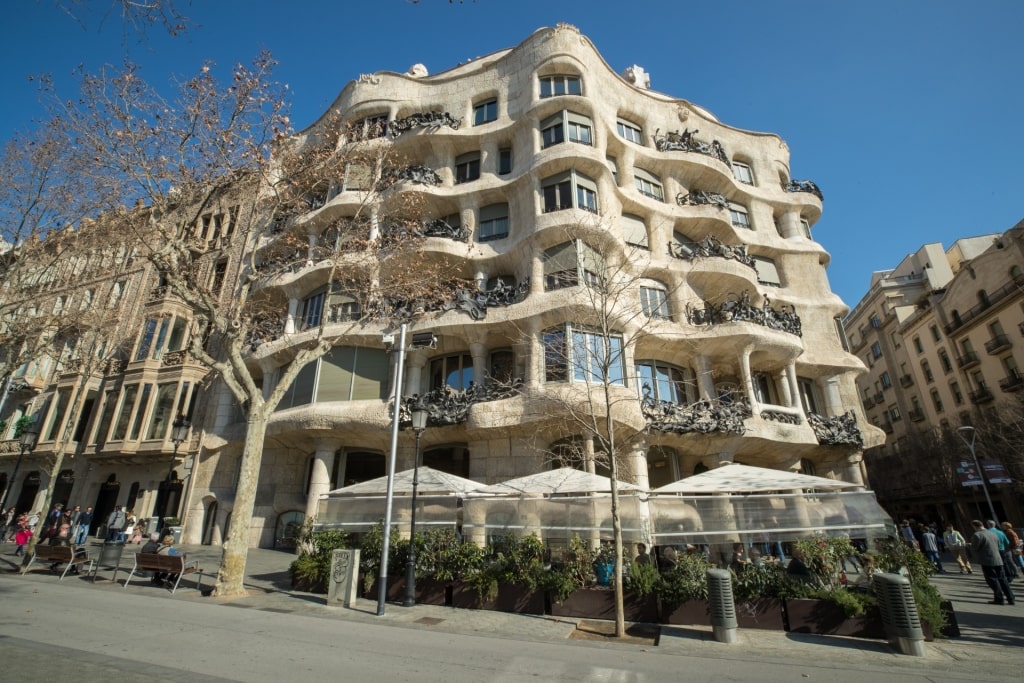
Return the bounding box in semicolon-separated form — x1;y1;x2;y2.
405;351;426;398
306;439;342;521
823;376;844;417
695;355;716;400
779;210;803;240
530;251;544;295
524;318;541;387
284;297;299;335
738;347;757;408
785;363;801;411
469;342;488;385
777;369;793;408
842;453;866;488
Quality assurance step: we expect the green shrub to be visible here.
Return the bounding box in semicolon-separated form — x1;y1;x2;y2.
871;537;947;635
731;560;787;600
288;521;348;589
418;528;484;583
545;535;597;603
626;559;660;598
358;521;405;594
658;551;711;608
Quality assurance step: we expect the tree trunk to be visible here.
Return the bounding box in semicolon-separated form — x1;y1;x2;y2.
213;411;269;596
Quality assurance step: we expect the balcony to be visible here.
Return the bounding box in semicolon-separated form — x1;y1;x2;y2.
984;334;1012;355
969;387;995;404
956;351;980;369
863;396;876;409
899;374;914;388
872;392;884;404
944;274;1024;334
668;234;755;270
999;372;1024;392
880;422;894;434
908;409;926;422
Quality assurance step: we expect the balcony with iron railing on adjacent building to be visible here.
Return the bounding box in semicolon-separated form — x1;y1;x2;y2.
872;391;884;405
1000;371;1024;393
863;395;876;410
899;374;914;388
880;421;894;434
984;334;1012;355
969;386;995;404
956;351;980;369
944;275;1024;334
908;408;926;422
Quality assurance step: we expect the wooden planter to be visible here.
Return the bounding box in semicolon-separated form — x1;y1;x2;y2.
735;598;785;630
660;599;711;626
415;578;448;606
549;587;659;623
450;581;545;615
363;575;405;602
291;576;327;594
784;598;885;639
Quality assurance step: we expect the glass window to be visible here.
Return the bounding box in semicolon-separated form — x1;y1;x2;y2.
146;383;178;440
922;360;934;383
152;317;170;360
110;384;138;441
545;324;625;386
129;383;153;440
633;168;663;201
316;347;389;402
302;291;325;330
880;371;892;388
539;74;582;98
473;98;497;125
135;318;158;361
640;285;670;319
871;342;882;359
951;381;963;404
430;354;474;391
729;204;751;230
542;170;598;214
797;378;819;414
543;240;602;291
498;148;512;175
478;203;509;242
621;213;648;248
616;118;643;144
636;361;692;404
732;162;754;185
913;336;923;353
930;325;941;341
43;389;71;442
931;389;943;413
455;152;481;184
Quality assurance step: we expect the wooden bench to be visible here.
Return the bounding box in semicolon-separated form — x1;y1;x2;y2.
23;544;93;580
123;552;203;595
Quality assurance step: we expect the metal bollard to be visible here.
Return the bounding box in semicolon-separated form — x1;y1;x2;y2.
874;572;925;656
707;568;738;643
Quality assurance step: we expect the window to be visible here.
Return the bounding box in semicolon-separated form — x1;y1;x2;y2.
129;383;153;440
640;283;670;319
145;383;178;440
797;378;819;414
539;74;582;98
542;170;598;214
455;152;481;184
888;405;902;422
540;110;593;148
913;336;923;353
473;98;497;125
621;213;648;248
931;389;943;413
43;389;72;442
800;218;812;239
108;281;125;309
605;156;618;182
210;261;228;296
302;290;325;329
938;349;952;373
110;384;138;441
870;342;882;359
880;371;892;388
729;203;751;229
731;162;754;185
616;118;643;145
430;354;474;391
350;113;388;140
543;240;602;291
636;361;693;404
753;257;781;287
869;313;881;328
950;381;963;405
135;318;158;361
921;360;934;383
544;324;625;385
671;231;699;258
930;325;941;341
478;203;509;242
314;347;389;403
633;168;664;201
498;148;512;175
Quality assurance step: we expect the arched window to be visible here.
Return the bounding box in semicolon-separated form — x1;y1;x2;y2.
423;445;470;478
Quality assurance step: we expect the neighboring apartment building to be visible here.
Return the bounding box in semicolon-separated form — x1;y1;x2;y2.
2;25;881;548
846;222;1024;524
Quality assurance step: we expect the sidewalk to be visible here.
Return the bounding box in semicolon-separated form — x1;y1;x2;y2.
4;540;1022;678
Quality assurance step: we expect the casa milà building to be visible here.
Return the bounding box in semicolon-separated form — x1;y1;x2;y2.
185;25;881;548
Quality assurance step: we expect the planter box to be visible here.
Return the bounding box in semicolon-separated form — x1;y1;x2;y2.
784;598;885;639
291;576;327;594
363;575;405;602
549;587;659;623
735;598;785;630
661;599;711;626
450;581;545;615
416;578;448;606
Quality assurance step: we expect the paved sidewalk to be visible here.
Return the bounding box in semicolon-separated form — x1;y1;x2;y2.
3;540;1022;680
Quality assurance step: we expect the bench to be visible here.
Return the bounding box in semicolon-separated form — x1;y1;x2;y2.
123;552;204;595
23;544;93;580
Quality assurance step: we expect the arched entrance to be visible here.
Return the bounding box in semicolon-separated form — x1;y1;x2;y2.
154;472;184;523
201;500;218;545
52;469;75;508
15;471;40;514
125;482;141;515
275;510;304;550
93;474;121;537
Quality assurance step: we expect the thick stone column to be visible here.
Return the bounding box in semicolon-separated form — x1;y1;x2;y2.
738;347;756;408
785;363;801;411
823;376;844;416
695;355;716;400
777;369;793;408
284;297;299;334
306;439;342;521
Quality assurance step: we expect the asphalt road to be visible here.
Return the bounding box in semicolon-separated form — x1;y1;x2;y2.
0;576;1020;683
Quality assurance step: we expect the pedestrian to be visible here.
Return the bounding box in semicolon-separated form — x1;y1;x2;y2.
970;520;1014;605
985;520;1017;580
943;524;972;574
634;542;652;566
920;526;946;573
105;506;126;542
2;506;16;542
899;520;918;549
1000;522;1024;573
786;548;812;583
73;506;94;545
14;523;32;556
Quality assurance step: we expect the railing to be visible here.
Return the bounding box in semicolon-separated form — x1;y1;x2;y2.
969;387;995;404
652;128;730;166
161;351;198;367
944;275;1024;334
999;372;1023;392
899;374;914;388
685;291;802;337
640;394;750;436
880;422;894;434
784;179;824;201
398;381;522;428
908;409;925;422
807;412;862;446
667;235;755;270
872;392;884;404
956;351;980;369
389;111;461;136
984;334;1012;354
863;396;876;409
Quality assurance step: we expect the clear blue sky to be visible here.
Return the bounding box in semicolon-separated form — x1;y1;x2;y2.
2;0;1022;307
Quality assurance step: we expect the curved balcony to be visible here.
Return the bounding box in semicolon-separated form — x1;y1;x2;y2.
807;411;862;446
389;111;462;137
783;179;824;201
653;129;730;167
685;290;802;337
640;392;750;436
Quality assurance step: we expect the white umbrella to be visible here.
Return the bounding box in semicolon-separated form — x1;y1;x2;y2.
653;462;858;494
322;466;485;498
472;467;638;496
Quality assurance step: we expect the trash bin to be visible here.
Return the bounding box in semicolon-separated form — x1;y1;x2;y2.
168;526;183;544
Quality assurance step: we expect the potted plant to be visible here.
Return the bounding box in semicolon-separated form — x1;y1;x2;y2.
871;537;953;639
358;522;408;601
731;559;786;630
416;528;481;605
288;520;348;593
658;550;711;625
453;534;546;614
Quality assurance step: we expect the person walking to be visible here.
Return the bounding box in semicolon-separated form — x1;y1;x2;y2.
985;520;1018;580
105;506;126;542
73;506;93;545
920;526;946;573
970;520;1015;605
943;523;972;574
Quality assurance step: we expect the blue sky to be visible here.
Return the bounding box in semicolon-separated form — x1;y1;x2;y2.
2;0;1022;307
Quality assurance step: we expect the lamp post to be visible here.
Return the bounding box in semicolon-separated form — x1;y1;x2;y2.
0;422;39;513
957;426;999;523
161;415;190;529
402;404;429;608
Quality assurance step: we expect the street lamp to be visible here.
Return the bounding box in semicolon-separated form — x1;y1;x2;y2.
402;403;429;608
162;415;190;527
0;421;39;513
957;426;999;523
